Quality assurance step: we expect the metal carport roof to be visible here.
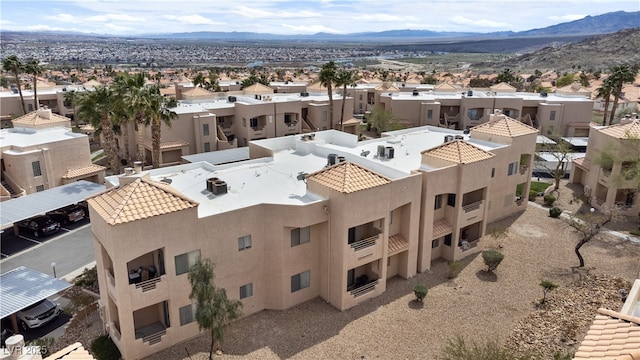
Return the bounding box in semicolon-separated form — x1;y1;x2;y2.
0;180;106;228
0;266;72;319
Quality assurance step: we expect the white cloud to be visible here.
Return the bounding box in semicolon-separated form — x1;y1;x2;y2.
26;24;67;31
548;14;587;21
352;14;417;22
449;16;510;28
103;23;132;33
45;13;76;22
164;15;220;25
87;13;141;22
230;5;319;19
281;24;341;34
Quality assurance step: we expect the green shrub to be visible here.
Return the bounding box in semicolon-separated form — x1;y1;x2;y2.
549;207;562;218
528;190;537;201
543;194;556;206
91;335;121;360
447;261;462;279
481;250;504;272
414;284;428;302
539;280;559;304
74;266;98;289
630;228;640;236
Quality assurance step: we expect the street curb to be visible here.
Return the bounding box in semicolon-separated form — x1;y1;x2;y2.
62;261;96;282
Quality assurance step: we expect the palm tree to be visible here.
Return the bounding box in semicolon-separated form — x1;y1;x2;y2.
74;86;121;174
25;59;44;111
3;55;27;115
335;69;355;129
148;87;177;168
319;61;337;128
595;77;614;125
115;72;151;165
608;64;638;125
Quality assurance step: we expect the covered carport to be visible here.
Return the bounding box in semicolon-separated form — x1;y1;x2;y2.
0;180;106;231
0;266;72;334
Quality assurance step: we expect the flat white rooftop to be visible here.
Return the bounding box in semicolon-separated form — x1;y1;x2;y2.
1;126;86;150
108;127;506;218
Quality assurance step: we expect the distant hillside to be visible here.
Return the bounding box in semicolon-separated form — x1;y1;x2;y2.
516;11;640;37
485;28;640;72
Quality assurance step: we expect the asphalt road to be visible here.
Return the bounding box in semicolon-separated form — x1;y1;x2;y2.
0;223;95;278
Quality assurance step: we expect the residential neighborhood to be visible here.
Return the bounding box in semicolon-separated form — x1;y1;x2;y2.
1;6;639;360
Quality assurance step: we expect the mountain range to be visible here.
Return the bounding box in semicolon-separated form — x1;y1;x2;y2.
139;11;638;42
2;11;638;44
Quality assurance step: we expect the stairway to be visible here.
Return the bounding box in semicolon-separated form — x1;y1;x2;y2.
1;180;17;196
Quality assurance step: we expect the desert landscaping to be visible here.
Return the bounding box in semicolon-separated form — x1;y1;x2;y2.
136;179;640;360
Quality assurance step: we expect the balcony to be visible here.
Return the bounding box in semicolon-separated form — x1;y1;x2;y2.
459;200;484;225
459;239;479;252
135;322;167;345
105;269;117;301
350;279;379;298
135;276;162;292
350;234;378;251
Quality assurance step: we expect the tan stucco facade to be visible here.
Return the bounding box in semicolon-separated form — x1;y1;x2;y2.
89;115;537;359
570;118;640;216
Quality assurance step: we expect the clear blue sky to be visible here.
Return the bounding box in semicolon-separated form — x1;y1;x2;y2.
0;0;638;35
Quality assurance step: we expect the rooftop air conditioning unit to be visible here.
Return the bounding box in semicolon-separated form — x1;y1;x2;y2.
455;135;464;140
377;145;386;158
540;91;548;97
300;92;309;97
444;135;454;143
412;89;419;96
385;146;395;159
207;178;227;195
467;90;473;96
327;153;338;166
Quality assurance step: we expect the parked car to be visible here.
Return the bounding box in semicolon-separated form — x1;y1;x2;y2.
16;299;61;331
47;204;86;225
16;215;61;238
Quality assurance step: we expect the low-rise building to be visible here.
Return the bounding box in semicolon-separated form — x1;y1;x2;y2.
88;114;537;359
570;116;640;216
0;109;105;200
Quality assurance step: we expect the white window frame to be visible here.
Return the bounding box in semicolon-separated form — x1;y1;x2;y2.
240;283;253;299
238;234;252;251
175;250;200;275
291;227;310;247
291;270;310;292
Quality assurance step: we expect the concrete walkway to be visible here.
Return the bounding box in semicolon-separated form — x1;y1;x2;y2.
528;201;640;244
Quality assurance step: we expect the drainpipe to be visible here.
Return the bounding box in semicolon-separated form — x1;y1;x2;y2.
324;204;331;304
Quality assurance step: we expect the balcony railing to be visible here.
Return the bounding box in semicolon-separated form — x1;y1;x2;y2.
135;276;162;292
462;200;482;213
350;234;379;251
143;329;166;345
106;269;115;287
350;279;379;298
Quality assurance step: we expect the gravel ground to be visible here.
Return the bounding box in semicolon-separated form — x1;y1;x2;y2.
145;180;640;360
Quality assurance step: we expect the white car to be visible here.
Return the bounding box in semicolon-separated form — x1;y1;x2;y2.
16;299;60;331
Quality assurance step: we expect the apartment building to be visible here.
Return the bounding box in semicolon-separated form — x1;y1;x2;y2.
88;114;537;359
374;85;593;137
122;92;354;168
570;116;640;216
0;109;105;200
0;83;81;125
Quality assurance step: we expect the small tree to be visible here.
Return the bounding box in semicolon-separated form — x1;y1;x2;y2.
481;250;504;273
189;258;242;359
365;105;394;135
539;280;558;304
569;209;614;267
414;284;428;302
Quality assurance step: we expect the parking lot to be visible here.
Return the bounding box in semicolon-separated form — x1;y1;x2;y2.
0;218;90;259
